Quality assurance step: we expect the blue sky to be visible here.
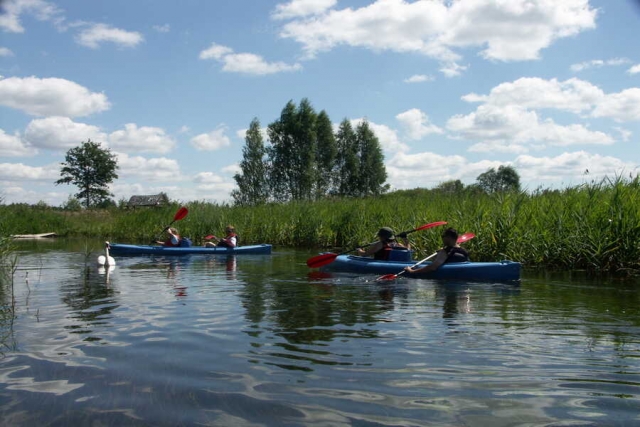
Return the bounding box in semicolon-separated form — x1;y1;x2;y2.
1;0;639;205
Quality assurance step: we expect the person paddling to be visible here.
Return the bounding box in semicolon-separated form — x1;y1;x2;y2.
355;227;410;260
404;227;469;274
157;227;180;247
205;225;238;248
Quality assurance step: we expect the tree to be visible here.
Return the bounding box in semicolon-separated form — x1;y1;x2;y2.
55;140;119;208
267;99;318;201
334;119;359;196
232;118;269;205
355;120;388;196
435;179;465;193
476;165;520;193
315;110;337;197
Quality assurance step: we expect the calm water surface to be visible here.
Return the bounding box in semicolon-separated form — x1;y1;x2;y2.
1;239;639;426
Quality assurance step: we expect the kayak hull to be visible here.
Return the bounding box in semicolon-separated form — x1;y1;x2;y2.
109;243;272;256
321;255;521;281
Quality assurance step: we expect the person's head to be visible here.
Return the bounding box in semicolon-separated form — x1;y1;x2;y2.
441;227;458;246
225;225;235;235
168;227;178;235
377;227;395;242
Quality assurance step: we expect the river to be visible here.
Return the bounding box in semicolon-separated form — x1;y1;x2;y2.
1;239;639;426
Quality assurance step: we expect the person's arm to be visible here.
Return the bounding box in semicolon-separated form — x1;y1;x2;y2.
405;250;447;273
356;241;383;256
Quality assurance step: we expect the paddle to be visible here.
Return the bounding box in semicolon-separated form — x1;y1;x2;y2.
376;232;476;281
154;207;188;243
306;221;448;269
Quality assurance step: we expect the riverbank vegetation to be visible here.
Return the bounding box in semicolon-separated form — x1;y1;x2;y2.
1;175;639;274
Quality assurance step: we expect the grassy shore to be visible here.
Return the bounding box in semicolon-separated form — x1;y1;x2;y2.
1;176;639;274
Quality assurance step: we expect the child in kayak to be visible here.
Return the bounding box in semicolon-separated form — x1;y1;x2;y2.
157;227;180;247
205;225;238;248
355;227;410;260
404;227;469;274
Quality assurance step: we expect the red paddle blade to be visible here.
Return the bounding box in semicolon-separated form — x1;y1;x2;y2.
457;233;475;243
174;206;188;221
306;252;339;268
413;221;448;232
376;273;398;281
204;235;216;240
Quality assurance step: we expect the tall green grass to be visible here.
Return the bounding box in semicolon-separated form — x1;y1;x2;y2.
1;176;639;274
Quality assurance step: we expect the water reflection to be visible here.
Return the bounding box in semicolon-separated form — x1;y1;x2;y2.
60;266;119;342
1;243;640;426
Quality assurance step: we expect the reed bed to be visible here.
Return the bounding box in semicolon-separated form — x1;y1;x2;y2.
1;176;639;274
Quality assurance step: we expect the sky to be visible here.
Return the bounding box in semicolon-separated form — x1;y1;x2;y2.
1;0;640;206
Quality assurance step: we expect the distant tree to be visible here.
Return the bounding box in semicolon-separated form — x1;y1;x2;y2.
232;118;269;205
315;110;337;197
355;120;388;196
55;140;119;209
435;179;465;193
334;119;359;196
62;196;83;211
476;165;520;193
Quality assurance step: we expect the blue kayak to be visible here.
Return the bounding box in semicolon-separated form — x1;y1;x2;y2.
109;243;272;256
321;255;521;281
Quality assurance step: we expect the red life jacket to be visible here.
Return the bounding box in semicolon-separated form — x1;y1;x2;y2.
164;234;181;247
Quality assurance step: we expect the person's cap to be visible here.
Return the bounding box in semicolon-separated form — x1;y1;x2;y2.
377;227;395;239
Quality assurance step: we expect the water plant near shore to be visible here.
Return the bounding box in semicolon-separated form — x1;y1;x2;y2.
1;176;639;274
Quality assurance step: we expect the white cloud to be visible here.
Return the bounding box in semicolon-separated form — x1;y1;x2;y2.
384;150;637;191
448;104;614;149
235;126;269;141
403;74;434;83
628;64;640;75
0;128;33;156
439;62;468;78
614;127;631;142
200;42;302;75
108;123;175;154
395;108;443;140
0;162;58;181
193;172;225;184
0;0;64;33
23;116;106;150
468;141;530;154
116;152;181;182
153;24;170;33
222;163;241;175
0;76;110;117
461;77;603;114
191;127;231;151
349;118;409;153
0;47;14;56
571;58;630;72
272;0;337;20
460;76;640;122
280;0;596;71
76;23;144;49
513;151;637;182
591;88;640;122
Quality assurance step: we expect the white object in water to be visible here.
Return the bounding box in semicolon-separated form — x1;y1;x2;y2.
97;241;116;266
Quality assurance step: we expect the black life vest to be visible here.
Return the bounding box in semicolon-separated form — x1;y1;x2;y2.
217;233;238;247
444;246;469;263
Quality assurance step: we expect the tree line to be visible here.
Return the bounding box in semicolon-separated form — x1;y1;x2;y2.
232;99;388;205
